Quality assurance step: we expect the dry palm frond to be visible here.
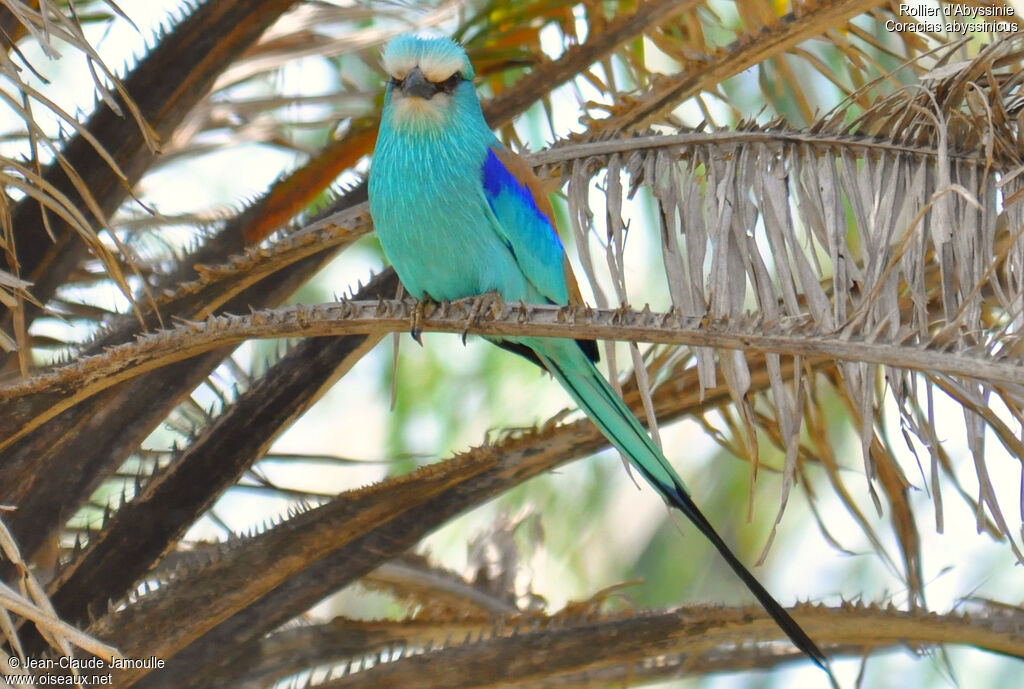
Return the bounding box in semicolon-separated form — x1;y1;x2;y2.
1;2;1023;688
0;513;121;682
1;37;1022;634
264;601;1024;689
0;0;146;368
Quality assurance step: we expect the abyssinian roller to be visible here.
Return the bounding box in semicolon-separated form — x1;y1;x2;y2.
368;33;830;673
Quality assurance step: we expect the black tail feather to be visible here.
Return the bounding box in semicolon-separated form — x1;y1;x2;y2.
662;480;833;675
528;346;831;679
539;349;834;679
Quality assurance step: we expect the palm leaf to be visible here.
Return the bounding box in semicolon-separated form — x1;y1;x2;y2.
1;2;1022;688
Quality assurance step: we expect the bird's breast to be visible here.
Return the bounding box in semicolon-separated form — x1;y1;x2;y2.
370;132;530;302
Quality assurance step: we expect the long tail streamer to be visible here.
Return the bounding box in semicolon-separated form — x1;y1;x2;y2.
529;337;832;674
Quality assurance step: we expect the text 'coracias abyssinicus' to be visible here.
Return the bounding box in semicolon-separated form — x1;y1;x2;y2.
369;33;831;675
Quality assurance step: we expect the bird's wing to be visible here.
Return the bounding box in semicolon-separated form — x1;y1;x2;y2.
481;144;585;307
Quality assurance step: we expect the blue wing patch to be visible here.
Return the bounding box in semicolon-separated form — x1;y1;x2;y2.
482;150;518;254
480;148;569;305
479;146;599;362
482;149;551;227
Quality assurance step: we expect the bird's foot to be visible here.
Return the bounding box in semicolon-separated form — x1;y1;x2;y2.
410;299;429;345
462;291;503;345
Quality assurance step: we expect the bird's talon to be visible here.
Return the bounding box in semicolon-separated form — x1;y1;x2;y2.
461;297;479;345
410;300;426;345
461;292;500;344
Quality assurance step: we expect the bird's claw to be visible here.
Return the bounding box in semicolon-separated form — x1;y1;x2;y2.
462;292;502;345
410;300;426;345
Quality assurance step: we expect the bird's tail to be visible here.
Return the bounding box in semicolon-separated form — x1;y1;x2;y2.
528;336;830;673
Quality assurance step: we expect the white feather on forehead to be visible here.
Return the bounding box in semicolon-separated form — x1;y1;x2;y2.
381;34;472;82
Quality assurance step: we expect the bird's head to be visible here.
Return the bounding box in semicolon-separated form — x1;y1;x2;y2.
380;34;475;132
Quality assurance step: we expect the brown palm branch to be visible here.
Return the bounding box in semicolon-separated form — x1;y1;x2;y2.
0;1;1022;688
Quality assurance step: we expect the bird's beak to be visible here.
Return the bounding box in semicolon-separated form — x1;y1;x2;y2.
401;67;437;100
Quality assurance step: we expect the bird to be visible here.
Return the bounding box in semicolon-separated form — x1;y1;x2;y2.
369;33;831;674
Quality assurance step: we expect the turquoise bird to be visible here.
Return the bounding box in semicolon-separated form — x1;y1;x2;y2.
369;34;829;673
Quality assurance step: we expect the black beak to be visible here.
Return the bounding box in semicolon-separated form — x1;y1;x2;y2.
402;67;436;100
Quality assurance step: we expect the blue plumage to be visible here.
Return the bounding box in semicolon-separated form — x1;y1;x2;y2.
482;149;545;225
480;148;571;306
369;34;831;676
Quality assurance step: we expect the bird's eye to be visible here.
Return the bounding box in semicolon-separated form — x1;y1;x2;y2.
389;76;405;89
439;73;464;92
